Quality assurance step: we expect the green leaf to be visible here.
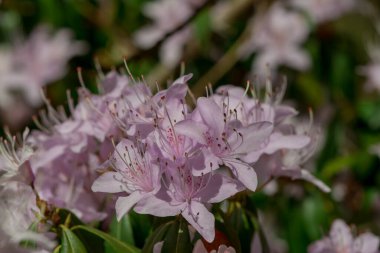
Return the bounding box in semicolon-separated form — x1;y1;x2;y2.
56;209;84;227
75;227;104;253
53;245;62;253
60;225;87;253
321;155;357;179
37;0;63;25
162;218;192;253
142;221;173;253
105;215;135;253
130;212;153;248
358;100;380;129
72;225;140;253
218;205;243;253
111;215;135;245
194;9;211;45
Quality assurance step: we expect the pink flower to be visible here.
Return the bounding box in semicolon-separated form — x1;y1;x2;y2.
359;44;380;93
212;84;309;164
193;240;236;253
212;81;329;192
92;138;162;221
12;26;86;105
0;25;86;128
240;3;310;74
176;96;273;191
291;0;355;23
0;181;55;251
133;0;205;66
309;219;380;253
0;128;33;184
134;164;241;242
28;70;137;222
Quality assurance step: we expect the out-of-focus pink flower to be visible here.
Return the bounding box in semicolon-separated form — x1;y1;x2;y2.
133;0;205;67
240;3;310;74
359;45;380;93
0;128;33;184
0;182;55;251
193;240;236;253
0;25;86;107
0;25;86;129
308;219;380;253
360;63;380;92
291;0;355;23
11;26;86;106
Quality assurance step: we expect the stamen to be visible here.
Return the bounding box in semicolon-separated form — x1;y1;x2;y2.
123;59;136;82
76;67;87;89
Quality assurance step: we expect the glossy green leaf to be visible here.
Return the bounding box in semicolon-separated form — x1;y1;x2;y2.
111;215;135;245
60;225;87;253
105;215;135;253
72;225;140;253
161;218;191;253
142;221;173;253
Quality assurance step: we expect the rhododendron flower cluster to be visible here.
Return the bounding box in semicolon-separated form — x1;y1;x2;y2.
86;71;327;242
0;69;329;251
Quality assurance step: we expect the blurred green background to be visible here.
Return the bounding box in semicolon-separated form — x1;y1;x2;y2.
2;0;380;252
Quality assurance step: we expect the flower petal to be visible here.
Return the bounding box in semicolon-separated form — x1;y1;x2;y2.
192;240;208;253
274;105;298;124
330;219;353;251
197;97;224;136
115;191;144;221
198;173;241;203
353;233;380;253
264;133;310;154
91;172;123;193
182;201;215;243
153;241;164;253
225;160;258;191
275;169;330;193
174;119;208;145
112;139;136;170
134;194;182;217
233;121;273;154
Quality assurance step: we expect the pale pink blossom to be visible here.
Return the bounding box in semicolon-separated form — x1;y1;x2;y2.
92;138;162;221
309;219;380;253
240;3;310;74
291;0;356;23
134;0;205;66
0;25;86;128
193;240;236;253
